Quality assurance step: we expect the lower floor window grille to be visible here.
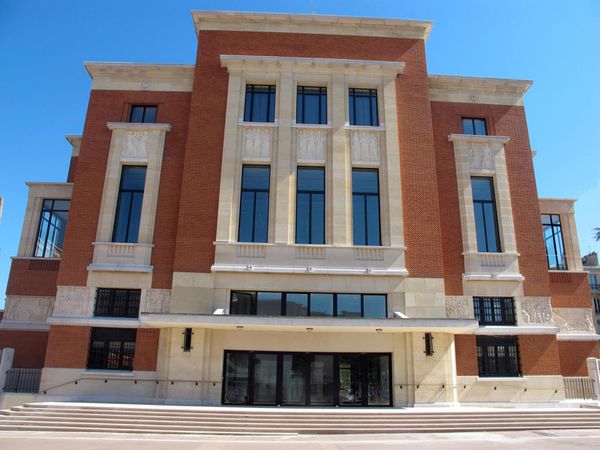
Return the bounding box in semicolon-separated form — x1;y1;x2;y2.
476;335;521;377
87;328;137;371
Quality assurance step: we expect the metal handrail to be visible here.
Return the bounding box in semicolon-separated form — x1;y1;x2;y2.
41;377;222;395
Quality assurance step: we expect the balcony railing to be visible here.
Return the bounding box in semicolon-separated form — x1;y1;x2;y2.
4;368;42;393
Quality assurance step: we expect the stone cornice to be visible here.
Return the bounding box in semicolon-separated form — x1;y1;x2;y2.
65;135;82;157
106;122;172;132
220;55;405;77
84;62;195;92
193;11;433;41
429;74;532;106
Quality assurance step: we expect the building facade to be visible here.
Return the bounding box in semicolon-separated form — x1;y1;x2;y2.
582;252;600;336
1;11;598;407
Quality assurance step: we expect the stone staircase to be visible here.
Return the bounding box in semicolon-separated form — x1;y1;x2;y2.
1;402;600;435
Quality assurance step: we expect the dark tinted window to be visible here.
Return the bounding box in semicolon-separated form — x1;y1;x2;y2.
244;85;276;123
337;294;361;317
296;167;325;244
297;86;327;124
34;199;70;257
239;166;270;243
471;177;501;252
113;166;146;243
87;328;136;371
352;169;381;246
349;88;378;126
130;105;157;123
542;214;568;270
473;297;515;325
462;118;487;135
310;293;334;317
257;292;282;316
94;288;141;318
476;336;520;377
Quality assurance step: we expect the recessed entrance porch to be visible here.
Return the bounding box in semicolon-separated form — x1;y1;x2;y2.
223;351;392;407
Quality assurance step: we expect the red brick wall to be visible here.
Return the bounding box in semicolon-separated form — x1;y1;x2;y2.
6;258;59;297
56;91;191;289
519;335;561;375
134;328;160;371
44;325;91;368
549;272;592;308
455;335;478;376
0;330;48;368
173;30;444;278
67;156;78;183
431;102;550;296
558;341;599;376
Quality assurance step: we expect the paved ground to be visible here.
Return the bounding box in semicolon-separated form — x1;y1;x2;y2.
1;429;600;449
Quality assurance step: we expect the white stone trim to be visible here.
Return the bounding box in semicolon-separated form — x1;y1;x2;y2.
65;135;82;157
556;333;600;341
3;296;54;323
17;183;73;257
85;62;195;92
47;316;140;328
221;55;406;77
195;11;433;41
473;325;559;335
429;74;532;106
0;321;50;331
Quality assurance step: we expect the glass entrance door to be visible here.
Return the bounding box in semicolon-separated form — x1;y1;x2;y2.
222;351;392;406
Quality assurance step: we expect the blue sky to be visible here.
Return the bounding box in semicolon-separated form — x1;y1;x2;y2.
0;1;599;307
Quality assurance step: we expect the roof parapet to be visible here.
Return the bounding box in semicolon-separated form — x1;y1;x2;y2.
429;74;532;106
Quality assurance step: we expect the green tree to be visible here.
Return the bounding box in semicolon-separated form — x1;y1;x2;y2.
595;227;600;242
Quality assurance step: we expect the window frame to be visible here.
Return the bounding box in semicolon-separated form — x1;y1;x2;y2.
352;168;382;246
93;288;141;318
238;165;271;243
476;335;521;378
541;213;568;270
461;117;487;136
296;86;327;125
295;166;325;245
129;105;157;124
33;199;70;258
593;298;600;314
112;165;147;243
471;176;502;253
473;297;516;326
349;88;379;127
87;328;137;371
243;84;276;123
230;291;387;318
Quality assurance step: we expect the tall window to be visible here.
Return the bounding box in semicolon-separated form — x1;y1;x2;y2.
296;86;327;125
34;199;70;257
349;88;378;126
471;177;501;252
590;274;599;291
130;105;157;123
352;169;381;246
593;298;600;314
238;166;270;243
542;214;567;270
244;85;276;123
462;117;487;135
87;328;136;371
296;167;325;244
94;288;141;318
476;336;520;377
473;297;515;326
113;166;147;243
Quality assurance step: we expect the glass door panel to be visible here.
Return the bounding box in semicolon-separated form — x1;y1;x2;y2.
253;353;278;405
339;355;362;405
282;354;307;405
223;352;250;404
367;355;391;406
309;355;334;405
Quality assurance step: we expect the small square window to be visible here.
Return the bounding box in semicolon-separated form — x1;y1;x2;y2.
244;85;276;123
462;118;487;135
130;105;157;123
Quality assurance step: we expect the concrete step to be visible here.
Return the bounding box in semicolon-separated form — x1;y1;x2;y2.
4;412;600;426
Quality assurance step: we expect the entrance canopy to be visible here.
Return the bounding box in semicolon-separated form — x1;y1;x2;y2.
140;313;478;333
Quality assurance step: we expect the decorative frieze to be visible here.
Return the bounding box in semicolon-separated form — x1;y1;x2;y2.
296;128;327;163
122;130;151;162
141;289;172;314
516;297;553;325
242;126;272;162
469;143;495;173
446;296;474;320
3;296;54;323
350;129;381;165
553;308;595;334
53;286;93;317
